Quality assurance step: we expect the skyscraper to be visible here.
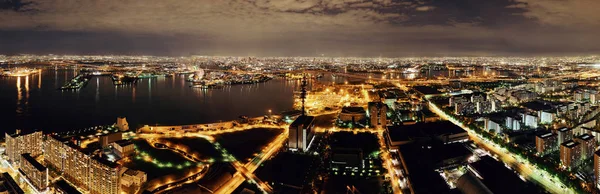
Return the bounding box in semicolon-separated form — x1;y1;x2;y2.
368;102;388;129
288;115;315;152
535;132;557;156
5;130;43;165
560;140;581;169
575;134;596;159
19;153;48;191
45;135;120;194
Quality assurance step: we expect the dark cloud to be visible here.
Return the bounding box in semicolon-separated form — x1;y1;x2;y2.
0;0;598;56
0;0;34;11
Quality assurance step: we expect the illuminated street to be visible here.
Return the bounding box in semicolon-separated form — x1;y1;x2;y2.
427;99;575;194
2;2;600;192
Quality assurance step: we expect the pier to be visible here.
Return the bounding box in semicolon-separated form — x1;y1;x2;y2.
59;74;91;90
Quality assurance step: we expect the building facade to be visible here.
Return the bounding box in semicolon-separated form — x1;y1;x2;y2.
368;102;388;128
576;134;596;159
289;115;315;152
560;140;581;170
111;140;135;157
535;132;557;156
19;153;48;191
5;130;43;165
116;117;129;131
45;136;120;194
99;132;122;147
557;127;573;145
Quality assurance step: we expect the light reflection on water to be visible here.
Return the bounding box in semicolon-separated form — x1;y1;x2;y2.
0;69;310;132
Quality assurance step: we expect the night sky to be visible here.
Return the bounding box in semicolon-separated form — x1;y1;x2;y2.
1;0;599;57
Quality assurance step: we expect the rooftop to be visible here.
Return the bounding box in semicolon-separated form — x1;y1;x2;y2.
290;115;315;128
537;132;555;139
92;155;120;168
55;180;82;194
398;142;471;193
522;101;553;111
20;153;46;172
124;169;144;176
468;156;542;194
387;121;467;143
561;140;579;148
255;152;315;188
558;127;572;132
577;134;594;141
114;139;134;147
6;129;40;138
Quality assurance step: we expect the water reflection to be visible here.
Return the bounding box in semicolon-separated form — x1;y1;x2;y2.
1;69;311;131
95;77;100;102
16;76;21;114
15;76;30;115
38;73;41;89
25;76;29;105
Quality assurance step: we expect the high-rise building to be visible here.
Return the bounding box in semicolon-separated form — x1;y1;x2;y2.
505;116;521;131
560;140;581;169
535;132;557;156
5;130;43;165
368;102;388;128
484;117;502;133
557;127;573;145
288;115;315;152
99;132;122;147
116;117;129;131
539;111;555;124
576;134;596;159
19;153;48;191
89;156;120;194
520;113;538;128
45;135;120;194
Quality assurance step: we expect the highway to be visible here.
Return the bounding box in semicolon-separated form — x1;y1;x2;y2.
427;99;575;194
215;127;289;194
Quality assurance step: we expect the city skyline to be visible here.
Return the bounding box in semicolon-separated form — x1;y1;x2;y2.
1;0;599;57
3;1;600;194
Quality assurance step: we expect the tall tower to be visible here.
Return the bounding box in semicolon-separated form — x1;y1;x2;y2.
300;74;308;115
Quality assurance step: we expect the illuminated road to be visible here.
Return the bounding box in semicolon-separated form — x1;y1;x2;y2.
151;166;208;194
215;128;288;194
139;123;285;136
137;124;286;193
427;99;575;194
376;130;402;194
